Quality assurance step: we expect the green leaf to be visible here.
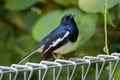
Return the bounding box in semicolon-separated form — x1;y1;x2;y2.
54;0;77;6
5;0;39;11
75;14;98;49
32;10;62;42
22;11;40;30
78;0;120;13
107;13;116;27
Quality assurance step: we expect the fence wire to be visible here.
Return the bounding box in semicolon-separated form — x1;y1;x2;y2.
0;53;120;80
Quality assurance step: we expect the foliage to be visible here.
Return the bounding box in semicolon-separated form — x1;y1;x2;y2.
0;0;120;79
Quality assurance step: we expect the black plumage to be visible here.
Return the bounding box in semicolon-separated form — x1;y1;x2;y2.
17;14;79;64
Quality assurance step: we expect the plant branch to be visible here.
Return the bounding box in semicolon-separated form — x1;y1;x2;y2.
103;0;109;55
0;15;29;34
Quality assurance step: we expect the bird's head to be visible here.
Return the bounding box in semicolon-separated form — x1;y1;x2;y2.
61;14;75;25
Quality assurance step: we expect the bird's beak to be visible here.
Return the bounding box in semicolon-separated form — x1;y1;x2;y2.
70;14;75;19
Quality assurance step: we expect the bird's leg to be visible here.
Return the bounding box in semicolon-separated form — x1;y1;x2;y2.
52;53;64;59
57;53;65;59
52;53;57;59
55;53;64;59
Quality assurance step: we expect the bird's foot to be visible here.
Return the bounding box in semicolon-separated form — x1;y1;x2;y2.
52;53;64;60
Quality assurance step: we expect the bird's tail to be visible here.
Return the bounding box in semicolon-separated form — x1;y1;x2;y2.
17;50;37;64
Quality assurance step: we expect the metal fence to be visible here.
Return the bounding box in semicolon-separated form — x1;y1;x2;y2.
0;53;120;80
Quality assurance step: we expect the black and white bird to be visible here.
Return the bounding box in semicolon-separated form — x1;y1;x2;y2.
18;14;79;64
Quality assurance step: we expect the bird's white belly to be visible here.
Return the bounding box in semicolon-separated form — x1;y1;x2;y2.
53;41;75;54
37;41;75;55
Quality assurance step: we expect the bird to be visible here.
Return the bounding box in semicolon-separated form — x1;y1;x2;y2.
17;14;79;64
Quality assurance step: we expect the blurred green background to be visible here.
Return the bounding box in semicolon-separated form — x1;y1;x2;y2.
0;0;120;79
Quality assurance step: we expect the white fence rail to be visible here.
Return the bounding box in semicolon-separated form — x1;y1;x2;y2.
0;53;120;80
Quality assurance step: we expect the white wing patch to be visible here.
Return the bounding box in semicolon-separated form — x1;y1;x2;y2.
43;31;70;54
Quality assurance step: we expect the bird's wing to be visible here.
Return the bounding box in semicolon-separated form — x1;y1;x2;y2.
42;30;70;59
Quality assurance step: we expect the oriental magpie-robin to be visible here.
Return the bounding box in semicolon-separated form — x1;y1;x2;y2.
18;14;79;64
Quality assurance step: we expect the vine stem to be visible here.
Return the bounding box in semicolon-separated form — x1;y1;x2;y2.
103;0;109;55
